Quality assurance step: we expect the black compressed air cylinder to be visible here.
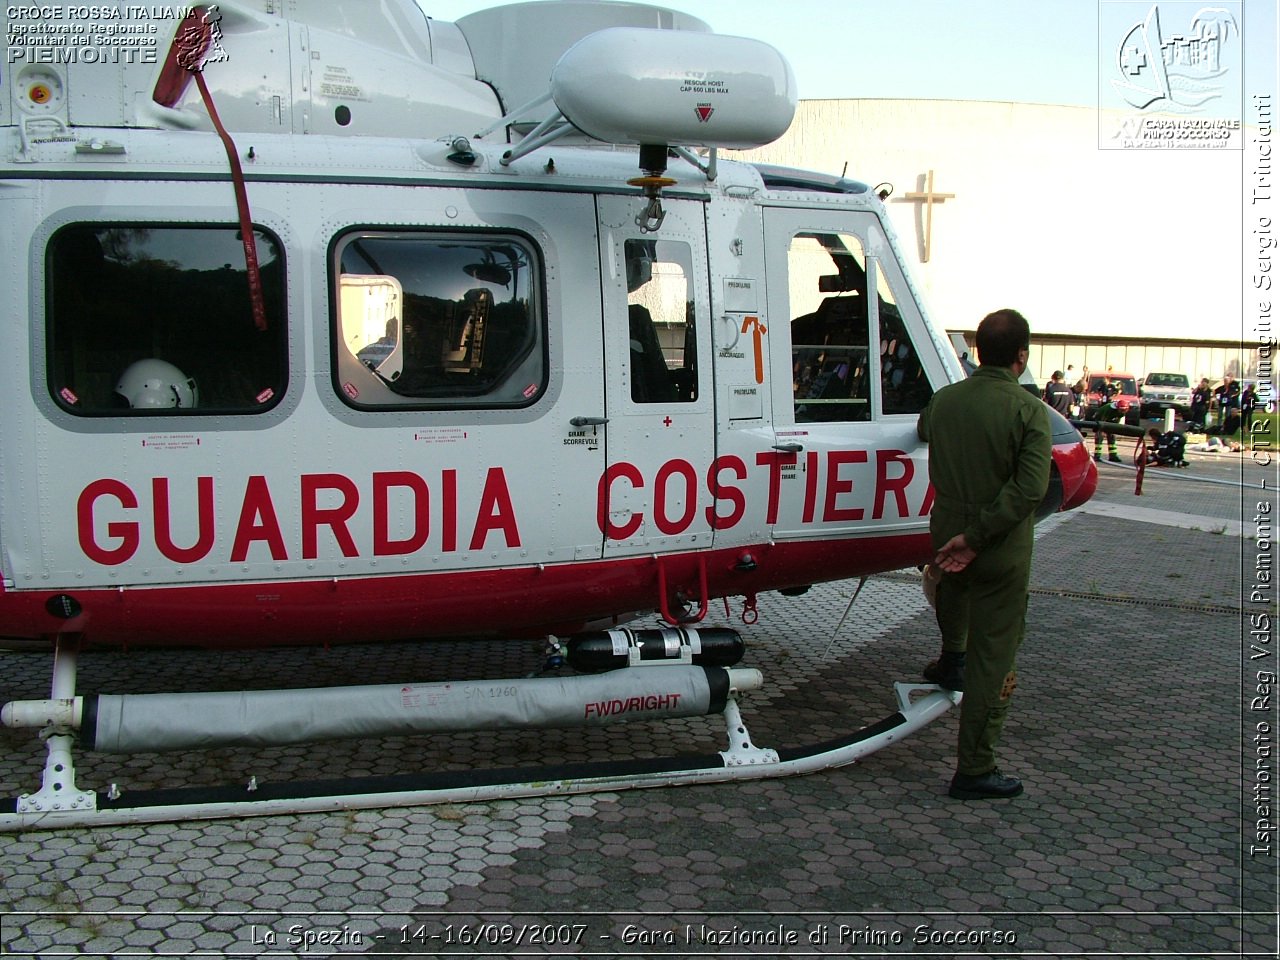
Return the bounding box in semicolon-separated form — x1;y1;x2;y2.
565;627;745;673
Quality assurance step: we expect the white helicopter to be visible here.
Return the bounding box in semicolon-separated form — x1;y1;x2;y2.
0;0;1097;829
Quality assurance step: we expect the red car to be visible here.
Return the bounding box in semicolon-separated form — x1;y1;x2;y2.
1085;372;1140;425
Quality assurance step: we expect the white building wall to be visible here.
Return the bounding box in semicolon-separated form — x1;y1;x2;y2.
730;99;1243;349
1025;344;1250;385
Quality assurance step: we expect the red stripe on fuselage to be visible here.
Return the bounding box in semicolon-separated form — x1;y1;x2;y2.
0;533;932;649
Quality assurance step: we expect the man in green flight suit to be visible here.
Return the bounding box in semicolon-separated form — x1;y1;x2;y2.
916;309;1051;800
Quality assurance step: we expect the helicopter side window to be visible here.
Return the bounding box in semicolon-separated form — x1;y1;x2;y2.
46;224;288;416
788;232;871;423
624;239;697;404
332;231;544;409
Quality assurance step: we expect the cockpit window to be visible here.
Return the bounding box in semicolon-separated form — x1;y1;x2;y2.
785;230;931;422
874;260;933;415
46;224;287;416
788;232;872;422
331;231;544;409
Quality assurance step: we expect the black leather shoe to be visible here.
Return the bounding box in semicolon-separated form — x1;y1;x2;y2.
923;652;964;691
949;769;1024;799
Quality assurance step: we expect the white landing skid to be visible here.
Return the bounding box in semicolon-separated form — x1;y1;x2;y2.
0;641;957;832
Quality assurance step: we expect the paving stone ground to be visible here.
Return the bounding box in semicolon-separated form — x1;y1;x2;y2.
0;447;1276;958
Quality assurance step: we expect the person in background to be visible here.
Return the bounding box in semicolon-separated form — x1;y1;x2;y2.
1241;382;1260;434
1092;378;1123;463
1064;365;1082;416
1214;375;1241;425
1042;370;1073;417
1071;365;1090;406
1190;377;1211;429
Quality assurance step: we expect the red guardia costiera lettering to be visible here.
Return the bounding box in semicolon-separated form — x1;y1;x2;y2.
75;451;930;565
598;450;928;537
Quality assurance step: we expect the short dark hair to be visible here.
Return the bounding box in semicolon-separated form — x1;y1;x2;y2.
975;308;1030;367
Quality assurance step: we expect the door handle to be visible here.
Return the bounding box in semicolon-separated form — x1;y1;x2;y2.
571;416;608;427
772;442;803;453
719;314;741;351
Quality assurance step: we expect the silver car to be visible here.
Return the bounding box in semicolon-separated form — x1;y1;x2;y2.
1140;372;1192;417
